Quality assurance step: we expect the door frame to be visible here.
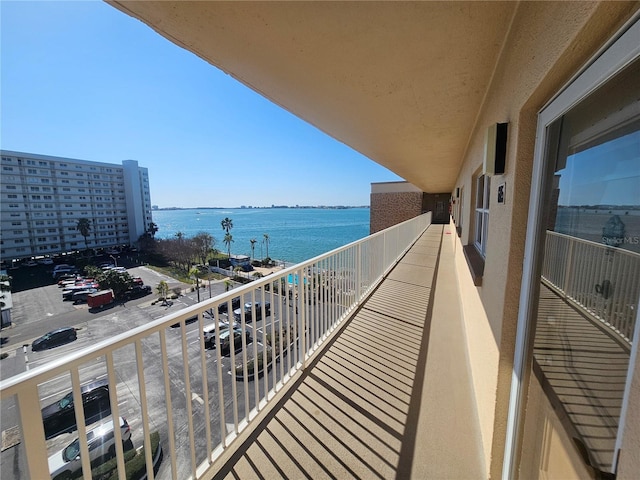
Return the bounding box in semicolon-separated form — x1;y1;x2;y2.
502;15;640;479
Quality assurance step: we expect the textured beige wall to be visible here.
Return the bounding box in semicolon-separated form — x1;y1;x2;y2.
617;341;640;479
450;2;639;477
370;191;423;234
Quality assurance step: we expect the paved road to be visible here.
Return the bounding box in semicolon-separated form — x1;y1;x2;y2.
0;266;301;480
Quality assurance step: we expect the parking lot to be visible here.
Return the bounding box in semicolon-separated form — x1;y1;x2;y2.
1;264;298;480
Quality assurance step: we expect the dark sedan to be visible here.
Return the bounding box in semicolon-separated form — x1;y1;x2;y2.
31;327;77;352
220;328;252;355
41;379;111;439
125;284;152;299
233;301;271;322
217;296;241;314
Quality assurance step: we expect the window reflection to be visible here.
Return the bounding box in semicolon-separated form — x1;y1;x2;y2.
532;61;639;474
553;129;640;253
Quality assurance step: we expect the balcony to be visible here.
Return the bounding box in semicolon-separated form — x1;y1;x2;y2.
0;213;488;479
4;213;634;479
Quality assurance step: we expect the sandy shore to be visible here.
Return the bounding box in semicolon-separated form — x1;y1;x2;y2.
252;265;286;276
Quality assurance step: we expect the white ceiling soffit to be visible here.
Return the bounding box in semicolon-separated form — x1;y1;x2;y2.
109;1;516;193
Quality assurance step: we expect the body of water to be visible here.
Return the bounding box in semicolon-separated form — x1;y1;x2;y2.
151;208;370;264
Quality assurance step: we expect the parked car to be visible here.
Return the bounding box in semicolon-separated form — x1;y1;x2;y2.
24;260;38;267
202;322;231;349
48;416;131;480
38;258;54;265
219;327;252;355
87;289;115;310
57;274;79;284
41;379;111;439
31;328;77;352
233;301;271;322
125;284;152;299
170;315;199;329
72;288;98;304
53;269;78;280
62;286;93;301
217;296;241;314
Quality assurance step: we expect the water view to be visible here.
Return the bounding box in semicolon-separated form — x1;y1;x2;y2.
152;208;370;264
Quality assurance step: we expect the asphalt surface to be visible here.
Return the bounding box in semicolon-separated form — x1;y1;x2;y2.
0;264;300;480
0;265;196;357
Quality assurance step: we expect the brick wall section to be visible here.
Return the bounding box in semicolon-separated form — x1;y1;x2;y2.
370;192;424;234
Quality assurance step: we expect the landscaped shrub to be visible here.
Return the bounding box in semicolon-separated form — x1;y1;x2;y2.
266;326;296;356
235;348;273;378
92;447;136;478
95;431;160;480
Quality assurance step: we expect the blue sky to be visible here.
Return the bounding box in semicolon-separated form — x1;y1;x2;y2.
1;1;402;208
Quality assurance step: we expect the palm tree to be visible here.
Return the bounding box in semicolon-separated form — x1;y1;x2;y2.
76;218;92;254
148;222;159;238
223;233;233;258
263;233;270;259
156;280;169;306
221;217;233;234
250;238;257;261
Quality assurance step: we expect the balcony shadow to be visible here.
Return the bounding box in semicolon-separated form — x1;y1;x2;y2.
213;227;455;479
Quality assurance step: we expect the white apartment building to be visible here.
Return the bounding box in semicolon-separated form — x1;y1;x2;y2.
0;150;152;262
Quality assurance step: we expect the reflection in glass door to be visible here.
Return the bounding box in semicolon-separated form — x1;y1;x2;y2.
528;58;639;476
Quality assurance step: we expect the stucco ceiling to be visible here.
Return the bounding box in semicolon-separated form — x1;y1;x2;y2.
109;1;517;193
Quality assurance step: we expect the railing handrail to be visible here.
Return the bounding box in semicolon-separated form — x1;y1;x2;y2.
0;211;432;480
542;229;639;343
546;230;640;259
0;212;430;396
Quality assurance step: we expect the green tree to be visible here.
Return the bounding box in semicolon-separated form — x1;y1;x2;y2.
224;279;233;292
148;222;159;238
156;280;169;306
250;238;257;261
84;265;102;279
193;232;215;265
76;218;92;253
97;269;134;299
223;233;234;258
221;217;233;234
263;233;270;260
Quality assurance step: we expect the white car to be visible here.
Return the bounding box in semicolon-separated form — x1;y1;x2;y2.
39;258;54;265
48;417;131;480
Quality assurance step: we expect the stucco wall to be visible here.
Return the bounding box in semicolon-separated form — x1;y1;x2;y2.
370;191;423;234
617;327;640;479
450;2;639;477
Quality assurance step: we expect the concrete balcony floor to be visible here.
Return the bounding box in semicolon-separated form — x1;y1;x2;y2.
214;225;485;479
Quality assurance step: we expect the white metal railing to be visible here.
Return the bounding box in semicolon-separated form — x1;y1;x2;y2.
541;230;640;342
0;212;431;480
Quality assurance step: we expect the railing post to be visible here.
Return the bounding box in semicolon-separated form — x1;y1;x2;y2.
16;385;50;480
299;267;307;370
356;243;362;303
562;236;574;299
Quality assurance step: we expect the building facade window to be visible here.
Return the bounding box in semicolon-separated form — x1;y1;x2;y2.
474;174;490;257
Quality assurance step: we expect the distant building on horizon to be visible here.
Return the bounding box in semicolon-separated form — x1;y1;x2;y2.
1;150;152;262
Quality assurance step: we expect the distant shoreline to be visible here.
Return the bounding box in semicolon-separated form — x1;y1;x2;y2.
154;205;370;211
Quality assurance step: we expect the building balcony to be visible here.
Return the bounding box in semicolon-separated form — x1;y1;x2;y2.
1;212;634;479
0;213;486;479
